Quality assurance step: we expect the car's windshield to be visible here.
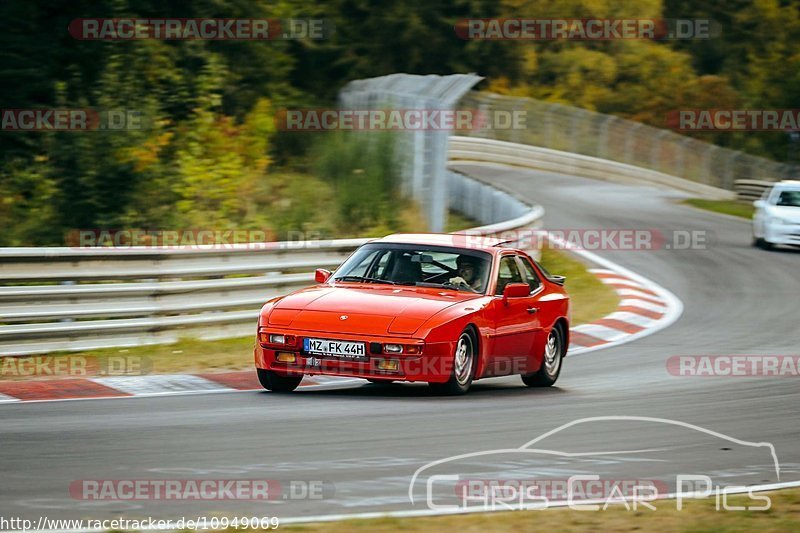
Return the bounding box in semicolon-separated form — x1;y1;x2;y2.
333;243;492;294
775;190;800;207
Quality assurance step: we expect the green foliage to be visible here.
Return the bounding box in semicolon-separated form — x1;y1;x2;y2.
313;131;406;234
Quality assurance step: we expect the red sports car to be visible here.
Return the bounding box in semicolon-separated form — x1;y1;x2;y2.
254;234;570;395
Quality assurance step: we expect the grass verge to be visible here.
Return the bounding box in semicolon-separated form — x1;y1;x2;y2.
684;198;755;219
539;246;618;326
282;488;800;532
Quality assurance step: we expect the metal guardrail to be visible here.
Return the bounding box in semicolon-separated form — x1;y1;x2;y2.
0;169;543;356
734;180;773;202
448;136;736;200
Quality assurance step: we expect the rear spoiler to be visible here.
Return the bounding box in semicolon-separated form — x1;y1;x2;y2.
547;275;566;286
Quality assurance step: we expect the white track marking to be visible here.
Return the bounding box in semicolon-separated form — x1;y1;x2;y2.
598;277;646;288
603;311;657;327
604;281;653;292
587;268;617;275
0;392;19;403
621;304;664;317
0;379;369;405
547;232;683;356
615;287;666;301
618;298;667;312
571;324;629;342
90;374;233;396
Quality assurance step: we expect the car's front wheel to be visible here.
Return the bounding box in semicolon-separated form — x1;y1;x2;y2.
429;329;476;395
522;324;565;387
753;236;774;250
257;368;303;392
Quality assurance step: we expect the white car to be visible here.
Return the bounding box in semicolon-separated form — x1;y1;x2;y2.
752;180;800;249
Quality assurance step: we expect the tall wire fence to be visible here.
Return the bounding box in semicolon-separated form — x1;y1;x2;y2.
339;74;482;232
460;92;797;190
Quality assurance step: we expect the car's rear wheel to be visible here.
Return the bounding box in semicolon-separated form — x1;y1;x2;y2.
522;324;564;387
257;368;303;392
429;329;476;395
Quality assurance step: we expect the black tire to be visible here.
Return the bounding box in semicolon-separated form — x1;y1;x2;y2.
257;368;303;392
522;324;565;388
754;237;774;250
429;329;476;396
366;378;395;384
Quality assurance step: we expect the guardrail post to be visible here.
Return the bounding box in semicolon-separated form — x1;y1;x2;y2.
650;130;668;171
675;137;692;179
598;115;613;159
624;123;643;165
703;145;719;186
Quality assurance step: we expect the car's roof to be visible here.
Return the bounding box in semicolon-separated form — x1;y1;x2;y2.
373;233;515;253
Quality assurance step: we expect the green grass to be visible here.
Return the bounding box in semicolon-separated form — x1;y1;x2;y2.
446;211;481;233
282;488;800;532
684;198;755;219
539;247;619;326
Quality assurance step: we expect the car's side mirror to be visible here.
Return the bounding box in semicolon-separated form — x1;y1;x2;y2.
315;269;332;283
753;200;766;209
502;283;530;303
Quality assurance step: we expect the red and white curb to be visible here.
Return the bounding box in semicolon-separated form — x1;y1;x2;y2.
552;232;684;357
568;268;675;354
0;373;360;404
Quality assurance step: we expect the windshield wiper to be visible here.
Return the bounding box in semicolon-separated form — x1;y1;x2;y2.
334;275;397;285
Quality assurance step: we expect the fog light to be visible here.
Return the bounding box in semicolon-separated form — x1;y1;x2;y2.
276;352;296;363
377;359;399;371
384;344;403;354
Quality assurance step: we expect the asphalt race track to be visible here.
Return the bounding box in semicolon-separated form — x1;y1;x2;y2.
2;165;799;522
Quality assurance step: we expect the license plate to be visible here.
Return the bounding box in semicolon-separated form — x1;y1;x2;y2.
303;338;367;360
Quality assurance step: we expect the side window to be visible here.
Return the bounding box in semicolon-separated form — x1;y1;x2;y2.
346;250;380;278
494;255;523;295
517;256;542;293
777;190;800;207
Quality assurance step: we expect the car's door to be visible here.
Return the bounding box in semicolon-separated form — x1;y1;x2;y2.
516;254;560;372
487;254;542;376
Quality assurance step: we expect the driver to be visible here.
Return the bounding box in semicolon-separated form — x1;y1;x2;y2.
449;255;485;292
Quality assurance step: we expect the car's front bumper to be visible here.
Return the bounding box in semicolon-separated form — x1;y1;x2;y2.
765;223;800;245
254;330;457;383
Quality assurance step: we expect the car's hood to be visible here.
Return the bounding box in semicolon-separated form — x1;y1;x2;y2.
767;205;800;222
268;285;481;336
